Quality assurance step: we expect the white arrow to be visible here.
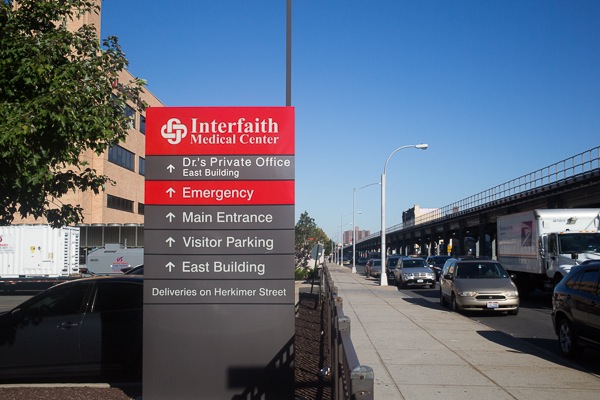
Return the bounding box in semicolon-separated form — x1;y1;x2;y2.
167;164;175;173
166;237;175;247
166;187;176;198
165;262;175;272
166;212;176;222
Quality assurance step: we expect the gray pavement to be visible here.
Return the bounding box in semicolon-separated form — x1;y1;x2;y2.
326;262;600;400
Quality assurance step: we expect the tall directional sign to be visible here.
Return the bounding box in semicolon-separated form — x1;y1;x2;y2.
143;107;295;399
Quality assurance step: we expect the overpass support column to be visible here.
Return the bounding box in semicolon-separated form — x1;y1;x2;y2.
478;220;486;257
456;224;466;257
442;226;451;256
477;217;493;258
391;235;399;255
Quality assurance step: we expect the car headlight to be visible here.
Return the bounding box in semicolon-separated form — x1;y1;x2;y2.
503;290;518;298
457;291;477;297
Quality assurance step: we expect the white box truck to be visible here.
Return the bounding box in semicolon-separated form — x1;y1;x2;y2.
497;209;600;295
0;225;81;292
85;243;143;275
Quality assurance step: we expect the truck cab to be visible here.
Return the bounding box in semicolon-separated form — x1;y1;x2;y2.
498;209;600;296
543;231;600;286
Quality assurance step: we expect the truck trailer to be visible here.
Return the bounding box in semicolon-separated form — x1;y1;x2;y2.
85;243;143;275
0;225;81;292
497;209;600;296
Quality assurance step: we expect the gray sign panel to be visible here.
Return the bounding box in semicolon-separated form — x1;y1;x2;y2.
144;204;294;230
144;229;294;255
144;279;294;304
143;304;294;399
143;254;293;279
146;155;294;180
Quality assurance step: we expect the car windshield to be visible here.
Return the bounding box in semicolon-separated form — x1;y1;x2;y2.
455;263;508;279
403;259;427;268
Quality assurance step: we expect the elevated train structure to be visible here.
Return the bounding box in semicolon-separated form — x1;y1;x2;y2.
351;146;600;259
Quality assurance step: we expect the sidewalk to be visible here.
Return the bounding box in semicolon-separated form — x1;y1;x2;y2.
326;263;600;400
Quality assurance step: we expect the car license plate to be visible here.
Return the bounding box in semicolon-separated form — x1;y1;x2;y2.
417;279;423;283
487;302;499;309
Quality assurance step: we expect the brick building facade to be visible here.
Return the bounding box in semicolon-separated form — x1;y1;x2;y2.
13;1;163;229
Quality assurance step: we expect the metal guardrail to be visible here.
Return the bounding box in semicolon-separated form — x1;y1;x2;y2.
322;264;374;400
359;145;600;242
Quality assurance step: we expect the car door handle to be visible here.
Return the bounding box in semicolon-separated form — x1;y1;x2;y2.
58;321;78;329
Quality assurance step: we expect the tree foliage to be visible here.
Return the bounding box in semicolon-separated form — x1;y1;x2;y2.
0;0;146;227
295;211;332;269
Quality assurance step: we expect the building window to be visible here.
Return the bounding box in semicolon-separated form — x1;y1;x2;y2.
139;115;146;134
107;194;134;213
138;157;145;176
108;145;135;171
138;203;145;215
125;104;135;129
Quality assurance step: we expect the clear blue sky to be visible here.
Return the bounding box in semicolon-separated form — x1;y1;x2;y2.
102;0;600;242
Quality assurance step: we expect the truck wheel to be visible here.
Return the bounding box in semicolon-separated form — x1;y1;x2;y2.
558;318;581;358
552;275;563;290
514;280;533;298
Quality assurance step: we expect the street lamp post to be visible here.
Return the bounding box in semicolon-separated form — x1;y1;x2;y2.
380;143;429;286
352;182;380;273
339;215;344;266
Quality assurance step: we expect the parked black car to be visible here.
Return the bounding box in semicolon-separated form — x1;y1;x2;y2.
425;255;451;280
0;276;143;381
552;261;600;358
385;255;403;281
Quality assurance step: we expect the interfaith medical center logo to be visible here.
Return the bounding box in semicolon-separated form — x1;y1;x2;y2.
159;115;281;146
161;118;188;145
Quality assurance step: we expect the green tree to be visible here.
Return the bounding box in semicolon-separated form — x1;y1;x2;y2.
0;0;146;227
295;211;331;270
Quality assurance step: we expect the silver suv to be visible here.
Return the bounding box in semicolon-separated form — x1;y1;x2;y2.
393;257;436;289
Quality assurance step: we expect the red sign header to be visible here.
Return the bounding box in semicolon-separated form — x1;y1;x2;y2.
146;107;294;155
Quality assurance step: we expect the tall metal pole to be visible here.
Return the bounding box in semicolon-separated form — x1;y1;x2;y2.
286;0;292;106
352;191;356;272
380;172;387;285
380;144;429;286
339;215;343;266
